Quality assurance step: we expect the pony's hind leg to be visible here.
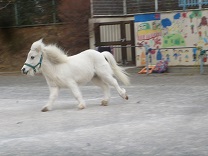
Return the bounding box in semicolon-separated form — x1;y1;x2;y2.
92;76;110;106
42;86;59;112
100;74;128;100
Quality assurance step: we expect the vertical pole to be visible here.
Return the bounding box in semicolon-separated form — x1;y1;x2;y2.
155;0;158;12
146;51;149;75
198;0;202;9
14;2;19;26
130;21;136;64
144;46;149;75
120;22;127;64
123;0;127;15
183;0;186;11
90;0;94;17
52;0;56;23
200;56;204;74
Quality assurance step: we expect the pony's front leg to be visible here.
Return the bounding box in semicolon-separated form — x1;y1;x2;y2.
68;82;86;109
42;86;59;112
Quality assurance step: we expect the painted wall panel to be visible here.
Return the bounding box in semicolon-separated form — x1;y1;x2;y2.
135;10;208;66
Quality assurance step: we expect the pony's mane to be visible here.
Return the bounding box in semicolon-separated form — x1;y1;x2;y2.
43;44;68;64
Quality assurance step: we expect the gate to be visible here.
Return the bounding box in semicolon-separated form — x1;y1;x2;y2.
94;21;135;65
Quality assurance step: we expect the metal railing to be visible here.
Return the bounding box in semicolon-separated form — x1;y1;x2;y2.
91;0;208;17
0;0;59;28
179;0;208;10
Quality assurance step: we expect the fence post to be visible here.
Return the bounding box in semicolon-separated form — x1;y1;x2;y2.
155;0;158;12
200;49;207;74
144;45;150;75
52;0;56;23
199;0;202;9
14;2;19;26
200;56;204;74
183;0;186;10
123;0;127;15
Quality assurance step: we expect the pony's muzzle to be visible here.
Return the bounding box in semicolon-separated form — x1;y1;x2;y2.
21;67;28;74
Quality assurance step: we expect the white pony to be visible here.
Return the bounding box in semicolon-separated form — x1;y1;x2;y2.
21;39;130;112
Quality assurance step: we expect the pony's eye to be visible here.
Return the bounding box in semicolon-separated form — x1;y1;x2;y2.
31;56;35;59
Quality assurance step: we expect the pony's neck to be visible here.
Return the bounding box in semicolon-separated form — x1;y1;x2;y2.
41;53;54;73
39;44;68;83
41;53;64;87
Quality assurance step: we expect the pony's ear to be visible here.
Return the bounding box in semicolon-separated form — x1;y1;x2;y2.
35;39;44;53
39;38;43;43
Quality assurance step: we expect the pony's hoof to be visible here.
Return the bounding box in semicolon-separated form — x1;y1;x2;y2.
78;104;85;109
101;100;108;106
41;107;50;112
125;95;129;100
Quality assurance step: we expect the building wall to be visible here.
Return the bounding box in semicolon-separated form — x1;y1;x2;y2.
135;10;208;66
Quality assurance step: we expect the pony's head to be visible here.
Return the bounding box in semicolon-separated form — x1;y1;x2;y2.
21;39;45;76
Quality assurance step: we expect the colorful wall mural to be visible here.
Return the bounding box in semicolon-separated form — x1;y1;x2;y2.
134;10;208;66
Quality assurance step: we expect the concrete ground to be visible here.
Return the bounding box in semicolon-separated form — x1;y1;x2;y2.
0;67;208;156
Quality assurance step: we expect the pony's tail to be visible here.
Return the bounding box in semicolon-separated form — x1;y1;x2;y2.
101;51;130;85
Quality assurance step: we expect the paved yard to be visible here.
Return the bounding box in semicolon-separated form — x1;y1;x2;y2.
0;68;208;156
